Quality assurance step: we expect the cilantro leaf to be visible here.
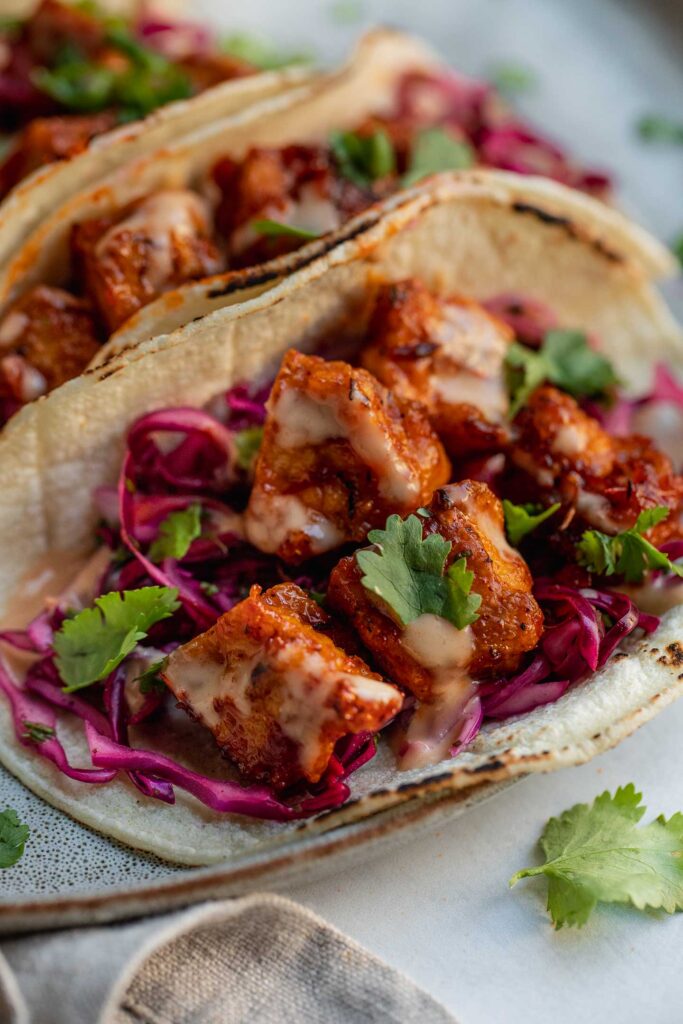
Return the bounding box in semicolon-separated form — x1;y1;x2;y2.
330;129;396;187
443;557;482;629
54;587;180;692
510;784;683;927
135;657;168;695
503;500;561;546
22;721;55;743
506;329;618;416
490;61;537;95
250;219;320;241
356;514;480;629
576;506;682;584
0;808;29;869
234;425;264;471
149;504;202;563
636;115;683;144
221;33;312;70
402;127;475;186
672;233;683;270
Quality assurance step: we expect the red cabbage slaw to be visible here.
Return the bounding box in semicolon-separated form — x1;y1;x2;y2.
395;71;611;196
0;377;671;820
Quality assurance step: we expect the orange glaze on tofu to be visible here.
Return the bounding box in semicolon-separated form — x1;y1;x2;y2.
71;190;223;333
328;480;544;704
0;285;100;405
0;111;120;199
162;583;403;790
244;349;451;564
361;279;513;457
510;385;683;544
213;145;377;267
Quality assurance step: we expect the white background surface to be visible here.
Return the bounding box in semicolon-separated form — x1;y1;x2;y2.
195;1;683;1021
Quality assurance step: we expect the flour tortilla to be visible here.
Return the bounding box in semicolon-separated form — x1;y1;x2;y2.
0;171;681;865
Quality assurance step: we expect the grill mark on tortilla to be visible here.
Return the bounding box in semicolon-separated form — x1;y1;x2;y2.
511;201;622;264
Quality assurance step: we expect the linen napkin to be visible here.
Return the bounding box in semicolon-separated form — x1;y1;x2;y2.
0;893;456;1024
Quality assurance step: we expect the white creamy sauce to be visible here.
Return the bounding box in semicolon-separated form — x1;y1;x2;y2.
288;183;341;236
431;302;509;377
575;490;620;533
166;647;260;731
246;490;343;555
553;422;591;458
0;310;29;348
433;370;508;421
0;354;47;401
511;449;554;488
399;615;477;770
95;190;212;292
445;481;518;563
271;384;420;505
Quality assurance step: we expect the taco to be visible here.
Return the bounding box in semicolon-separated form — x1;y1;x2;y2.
0;22;633;430
0;171;681;866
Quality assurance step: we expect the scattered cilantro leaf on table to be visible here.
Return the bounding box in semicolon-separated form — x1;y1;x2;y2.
672;233;683;269
503;500;561;546
402;127;475;186
356;514;481;629
54;587;180;692
636;115;683;144
505;329;618;416
149;504;202;563
511;784;683;928
0;808;29;869
576;506;682;584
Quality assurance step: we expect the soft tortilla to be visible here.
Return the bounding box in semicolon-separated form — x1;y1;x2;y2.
0;29;437;313
0;171;681;865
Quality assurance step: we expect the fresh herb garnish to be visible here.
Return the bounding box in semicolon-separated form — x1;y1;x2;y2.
511;784;683;928
250;219;320;241
21;721;55;744
221;33;312;70
199;581;220;597
149;504;202;563
135;657;168;695
356;513;481;629
0;808;29;869
309;590;327;607
234;425;265;471
505;329;618;416
503;500;561;546
330;129;396;187
490;61;537;95
576;507;682;584
34;27;192;117
54;586;180;692
636;115;683;144
672;233;683;269
402;127;475;186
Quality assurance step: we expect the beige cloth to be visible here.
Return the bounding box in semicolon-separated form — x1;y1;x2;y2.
0;894;456;1024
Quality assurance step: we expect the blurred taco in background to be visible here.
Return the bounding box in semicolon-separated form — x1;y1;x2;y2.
0;22;632;430
0;172;681;865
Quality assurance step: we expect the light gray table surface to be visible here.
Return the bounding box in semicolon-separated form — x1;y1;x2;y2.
198;2;683;1021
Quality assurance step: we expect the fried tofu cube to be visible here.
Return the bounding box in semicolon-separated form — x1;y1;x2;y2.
71;189;223;333
361;279;513;457
511;385;683;542
328;480;544;704
163;584;402;789
0;285;100;406
244;349;451;563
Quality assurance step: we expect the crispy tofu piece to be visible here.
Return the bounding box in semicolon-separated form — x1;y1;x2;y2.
244;349;451;563
0;111;119;198
0;285;100;405
163;584;402;789
71;190;223;332
361;279;513;458
510;385;683;542
213;145;375;267
328;481;544;703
